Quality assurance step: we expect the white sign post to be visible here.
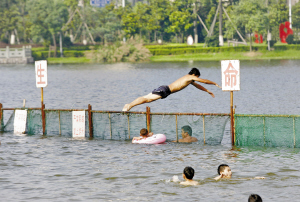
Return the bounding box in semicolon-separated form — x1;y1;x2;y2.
14;110;27;134
221;60;240;91
72;111;85;138
35;60;47;135
221;60;240;146
35;60;48;88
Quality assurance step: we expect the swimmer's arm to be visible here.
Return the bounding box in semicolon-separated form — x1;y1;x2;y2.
192;82;215;98
178;139;191;143
192;76;221;88
214;175;222;180
148;132;153;137
254;176;265;179
132;137;141;142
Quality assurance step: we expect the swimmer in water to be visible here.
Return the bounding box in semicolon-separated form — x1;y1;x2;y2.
180;166;199;186
122;67;221;111
172;125;198;143
214;164;265;180
214;164;232;180
248;194;263;202
131;128;153;143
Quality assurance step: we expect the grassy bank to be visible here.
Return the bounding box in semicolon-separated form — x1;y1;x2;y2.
35;43;300;64
47;57;91;64
150;49;300;62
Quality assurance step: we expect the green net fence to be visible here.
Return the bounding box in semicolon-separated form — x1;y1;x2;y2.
1;109;230;145
235;114;300;148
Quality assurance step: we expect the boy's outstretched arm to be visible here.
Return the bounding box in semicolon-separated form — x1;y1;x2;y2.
192;77;221;88
192;82;215;98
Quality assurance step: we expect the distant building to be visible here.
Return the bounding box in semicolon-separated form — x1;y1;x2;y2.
287;0;300;6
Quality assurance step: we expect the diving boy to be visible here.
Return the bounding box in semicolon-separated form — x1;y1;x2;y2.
122;68;221;111
180;166;199;186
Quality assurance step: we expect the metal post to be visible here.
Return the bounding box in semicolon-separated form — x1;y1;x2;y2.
0;103;3;131
122;0;126;43
203;116;206;144
193;3;198;44
289;0;292;29
263;117;265;146
127;114;130;139
293;117;295;148
230;91;234;146
88;104;93;138
41;87;46;135
58;111;61;135
146;106;151;132
59;32;63;57
109;113;112;139
42;103;46;135
176;115;178;142
219;0;223;46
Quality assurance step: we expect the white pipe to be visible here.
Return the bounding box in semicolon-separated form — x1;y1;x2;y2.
289;0;292;28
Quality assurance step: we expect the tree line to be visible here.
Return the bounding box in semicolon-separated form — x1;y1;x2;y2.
1;0;300;47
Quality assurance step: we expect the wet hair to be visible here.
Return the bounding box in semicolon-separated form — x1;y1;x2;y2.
248;194;262;202
217;164;229;175
188;68;200;76
183;166;195;180
181;125;192;136
140;128;148;137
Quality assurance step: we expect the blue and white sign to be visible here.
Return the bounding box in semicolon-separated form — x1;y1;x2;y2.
90;0;111;7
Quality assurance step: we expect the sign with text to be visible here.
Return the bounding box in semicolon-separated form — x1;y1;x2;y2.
35;60;48;88
221;60;240;91
14;110;27;134
72;111;85;138
90;0;111;7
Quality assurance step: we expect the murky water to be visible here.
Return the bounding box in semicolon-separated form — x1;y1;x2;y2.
0;60;300;201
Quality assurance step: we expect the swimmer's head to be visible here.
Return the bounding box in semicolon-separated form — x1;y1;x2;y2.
181;125;192;137
183;166;195;180
217;164;232;178
189;68;200;77
248;194;262;202
140;128;148;137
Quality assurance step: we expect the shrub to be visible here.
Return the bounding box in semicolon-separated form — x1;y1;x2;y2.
269;40;277;47
286;34;294;44
93;36;152;62
1;38;9;44
205;35;219;47
63;36;73;47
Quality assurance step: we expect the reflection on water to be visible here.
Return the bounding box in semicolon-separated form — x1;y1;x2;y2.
0;60;300;201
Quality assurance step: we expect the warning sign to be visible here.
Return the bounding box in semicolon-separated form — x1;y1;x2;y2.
221;60;240;91
72;111;85;138
14;110;27;134
35;60;48;88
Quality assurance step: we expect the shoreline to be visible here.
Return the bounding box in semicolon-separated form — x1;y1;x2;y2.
46;49;300;64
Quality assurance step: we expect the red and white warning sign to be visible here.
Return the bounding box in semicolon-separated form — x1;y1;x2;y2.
72;111;85;138
221;60;240;91
14;110;27;134
35;60;48;88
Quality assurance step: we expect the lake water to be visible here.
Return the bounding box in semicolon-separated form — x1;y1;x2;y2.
0;60;300;201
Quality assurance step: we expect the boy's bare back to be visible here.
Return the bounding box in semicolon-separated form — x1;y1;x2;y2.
168;74;220;93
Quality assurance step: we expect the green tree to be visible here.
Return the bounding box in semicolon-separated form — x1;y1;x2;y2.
292;2;300;40
86;5;121;44
27;0;68;55
167;10;193;43
268;0;288;41
225;0;268;51
0;2;20;42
